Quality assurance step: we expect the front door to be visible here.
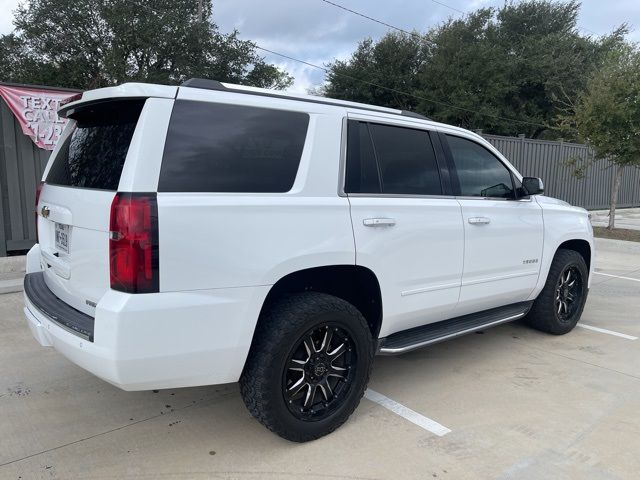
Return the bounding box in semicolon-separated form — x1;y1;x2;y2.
441;133;544;315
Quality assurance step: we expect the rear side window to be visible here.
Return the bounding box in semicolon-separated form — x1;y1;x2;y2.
46;100;145;190
370;124;441;195
345;121;381;193
446;135;515;199
159;101;309;193
345;121;442;195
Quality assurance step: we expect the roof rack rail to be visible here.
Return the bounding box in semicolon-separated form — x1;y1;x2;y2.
400;110;431;121
180;78;432;121
181;78;226;90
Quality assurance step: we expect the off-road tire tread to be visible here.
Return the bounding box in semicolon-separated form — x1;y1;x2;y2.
525;249;588;335
239;292;373;442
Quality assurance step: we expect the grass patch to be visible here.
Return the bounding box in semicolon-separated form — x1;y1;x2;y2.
593;226;640;242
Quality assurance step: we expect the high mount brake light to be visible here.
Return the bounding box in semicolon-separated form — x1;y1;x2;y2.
60;92;82;107
109;193;159;294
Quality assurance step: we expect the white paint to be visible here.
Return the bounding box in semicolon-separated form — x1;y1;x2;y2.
454;196;544;316
350;194;464;336
364;389;451;436
26;78;594;397
577;323;638;341
594;271;640;283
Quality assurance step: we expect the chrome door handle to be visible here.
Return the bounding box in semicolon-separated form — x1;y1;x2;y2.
363;218;396;227
468;217;491;225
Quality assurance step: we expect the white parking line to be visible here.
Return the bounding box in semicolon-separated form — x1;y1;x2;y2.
364;388;451;436
594;272;640;283
577;323;638;341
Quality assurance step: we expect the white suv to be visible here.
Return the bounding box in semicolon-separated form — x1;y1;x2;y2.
24;79;593;441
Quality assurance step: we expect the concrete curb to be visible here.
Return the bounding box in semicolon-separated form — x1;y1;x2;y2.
0;255;26;294
0;272;23;294
0;255;26;274
595;237;640;253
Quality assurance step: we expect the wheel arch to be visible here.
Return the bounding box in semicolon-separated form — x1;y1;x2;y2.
247;265;383;360
528;235;593;302
557;238;592;271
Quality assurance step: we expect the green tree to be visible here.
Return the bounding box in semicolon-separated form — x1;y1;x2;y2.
562;46;640;229
322;32;430;112
0;0;291;90
321;1;626;138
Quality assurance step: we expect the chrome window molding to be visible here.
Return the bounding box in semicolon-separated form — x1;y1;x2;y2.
346;193;455;200
338;116;348;197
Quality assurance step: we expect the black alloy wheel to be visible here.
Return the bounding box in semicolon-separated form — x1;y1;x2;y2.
525;248;589;335
554;265;582;322
283;324;356;421
240;292;374;442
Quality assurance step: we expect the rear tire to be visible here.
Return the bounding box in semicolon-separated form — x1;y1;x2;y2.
240;292;374;442
525;249;588;335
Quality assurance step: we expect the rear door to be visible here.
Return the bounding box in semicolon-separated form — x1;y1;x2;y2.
441;133;544;315
346;118;464;337
37;99;147;315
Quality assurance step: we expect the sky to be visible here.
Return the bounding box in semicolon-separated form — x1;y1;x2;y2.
1;0;639;93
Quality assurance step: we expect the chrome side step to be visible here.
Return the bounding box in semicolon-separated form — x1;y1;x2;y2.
378;301;533;355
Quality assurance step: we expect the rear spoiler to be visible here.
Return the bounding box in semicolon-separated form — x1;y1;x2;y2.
58;83;178;118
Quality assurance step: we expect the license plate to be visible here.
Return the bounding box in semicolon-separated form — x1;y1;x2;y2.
55;223;70;254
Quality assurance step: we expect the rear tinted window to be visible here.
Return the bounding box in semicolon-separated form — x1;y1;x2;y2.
159;101;309;192
370;124;442;195
345;121;381;194
46;100;145;190
345;120;442;195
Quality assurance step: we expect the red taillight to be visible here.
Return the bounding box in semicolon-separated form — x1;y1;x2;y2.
109;193;159;293
35;181;44;243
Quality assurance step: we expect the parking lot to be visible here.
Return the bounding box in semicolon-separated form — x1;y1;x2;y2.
1;237;639;480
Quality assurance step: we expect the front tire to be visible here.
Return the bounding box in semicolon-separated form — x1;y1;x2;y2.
525;249;589;335
240;292;374;442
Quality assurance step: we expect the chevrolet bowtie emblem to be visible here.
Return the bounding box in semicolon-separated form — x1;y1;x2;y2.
41;206;50;218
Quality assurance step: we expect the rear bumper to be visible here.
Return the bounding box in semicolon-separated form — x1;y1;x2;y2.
24;272;94;341
24;248;270;391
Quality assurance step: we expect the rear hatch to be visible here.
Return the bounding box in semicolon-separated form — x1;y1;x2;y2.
37;99;146;316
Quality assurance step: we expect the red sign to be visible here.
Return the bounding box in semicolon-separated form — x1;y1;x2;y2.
0;85;77;150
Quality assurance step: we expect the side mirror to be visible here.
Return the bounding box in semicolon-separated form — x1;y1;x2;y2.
521;177;544;196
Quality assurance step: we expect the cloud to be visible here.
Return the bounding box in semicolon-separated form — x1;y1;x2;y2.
1;0;638;90
213;0;639;90
0;0;19;34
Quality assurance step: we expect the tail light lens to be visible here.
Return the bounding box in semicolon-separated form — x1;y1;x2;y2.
109;193;159;293
35;181;44;243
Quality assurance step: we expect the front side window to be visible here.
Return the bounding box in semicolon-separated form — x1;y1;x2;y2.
345;121;442;196
446;135;515;199
159;101;309;193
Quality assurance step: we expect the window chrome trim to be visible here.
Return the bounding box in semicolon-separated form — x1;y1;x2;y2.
339;116;452;199
345;193;455;200
340;121;536;202
435;127;524;182
454;195;533;202
347;112;435;131
441;131;524;195
345;193;533;201
338;116;348;197
443;132;523;201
